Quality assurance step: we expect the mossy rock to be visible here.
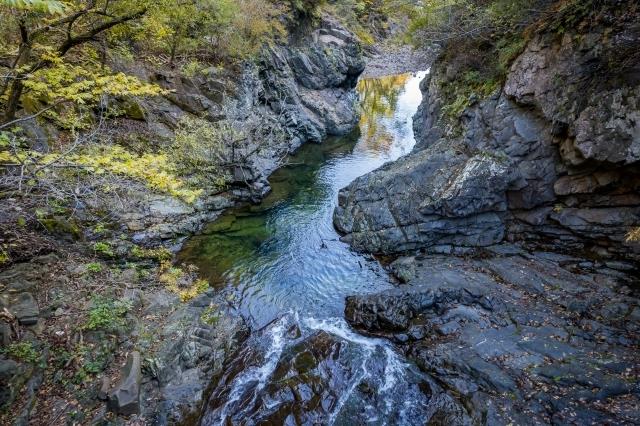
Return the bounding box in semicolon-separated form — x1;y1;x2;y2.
41;217;82;240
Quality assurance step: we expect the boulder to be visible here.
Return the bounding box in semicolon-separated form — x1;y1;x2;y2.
108;351;142;416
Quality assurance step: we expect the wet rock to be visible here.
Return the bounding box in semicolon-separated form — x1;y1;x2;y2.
108;351;142;416
345;290;420;331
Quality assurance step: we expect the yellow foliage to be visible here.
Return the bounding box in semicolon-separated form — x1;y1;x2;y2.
158;264;209;302
72;146;202;203
18;59;165;128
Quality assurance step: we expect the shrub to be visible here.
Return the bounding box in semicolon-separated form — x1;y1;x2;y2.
73;145;203;204
2;342;39;363
172;116;231;189
158;263;210;302
86;263;103;274
93;242;114;258
130;245;173;262
84;298;131;331
200;305;220;326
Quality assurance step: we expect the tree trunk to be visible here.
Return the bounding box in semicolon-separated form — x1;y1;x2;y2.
3;79;24;123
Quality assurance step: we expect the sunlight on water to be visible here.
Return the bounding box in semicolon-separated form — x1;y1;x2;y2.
178;71;428;328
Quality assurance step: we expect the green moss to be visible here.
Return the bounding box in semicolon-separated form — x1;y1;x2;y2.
496;35;526;71
439;70;500;124
41;217;82;239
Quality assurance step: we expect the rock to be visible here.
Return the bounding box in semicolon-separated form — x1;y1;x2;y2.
9;293;39;326
108;351;142;416
334;141;510;254
347;249;640;424
98;376;111;401
333;6;640;261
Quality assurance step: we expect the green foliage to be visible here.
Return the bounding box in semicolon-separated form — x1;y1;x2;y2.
0;0;66;14
2;341;39;363
0;0;160;124
136;0;286;64
172;116;230;189
200;305;220;326
84;298;131;331
93;242;114;258
86;263;103;274
323;0;413;44
0;246;9;265
440;71;500;122
130;244;173;262
158;262;209;302
496;35;527;71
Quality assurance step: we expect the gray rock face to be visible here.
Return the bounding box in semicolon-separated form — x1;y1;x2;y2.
334;11;640;259
2;292;39;326
345;249;640;424
107;19;364;245
138;292;249;424
108;351;142;416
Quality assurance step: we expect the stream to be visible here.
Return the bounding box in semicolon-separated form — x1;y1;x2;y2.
179;71;430;425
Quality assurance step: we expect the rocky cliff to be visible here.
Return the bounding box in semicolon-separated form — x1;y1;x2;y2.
336;4;640;424
334;5;640;261
0;18;365;425
107;19;365;244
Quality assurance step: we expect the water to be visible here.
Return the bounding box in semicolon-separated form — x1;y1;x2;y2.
179;71;431;425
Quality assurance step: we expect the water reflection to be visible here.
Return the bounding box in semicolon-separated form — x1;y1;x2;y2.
178;71;428;328
357;74;411;152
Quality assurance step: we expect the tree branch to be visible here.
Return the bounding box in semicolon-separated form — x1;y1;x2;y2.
58;8;147;56
0;102;62;131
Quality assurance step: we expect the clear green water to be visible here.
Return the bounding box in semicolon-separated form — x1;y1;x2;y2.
178;71;427;328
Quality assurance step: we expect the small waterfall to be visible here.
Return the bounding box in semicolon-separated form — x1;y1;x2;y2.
201;313;434;425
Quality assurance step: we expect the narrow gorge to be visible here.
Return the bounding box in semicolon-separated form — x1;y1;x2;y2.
0;1;638;425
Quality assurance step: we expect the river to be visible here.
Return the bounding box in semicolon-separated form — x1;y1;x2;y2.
179;71;431;425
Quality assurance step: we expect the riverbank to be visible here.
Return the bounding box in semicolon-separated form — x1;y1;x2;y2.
0;17;369;424
334;1;640;423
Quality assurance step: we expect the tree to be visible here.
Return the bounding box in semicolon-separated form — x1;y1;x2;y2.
0;0;152;125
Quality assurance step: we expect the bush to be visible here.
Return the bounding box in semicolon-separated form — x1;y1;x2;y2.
130;245;173;262
93;242;114;258
2;342;39;363
172;116;232;189
86;263;103;273
158;262;210;302
84;298;131;331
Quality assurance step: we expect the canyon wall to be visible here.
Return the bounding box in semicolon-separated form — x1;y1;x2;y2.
334;6;640;261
